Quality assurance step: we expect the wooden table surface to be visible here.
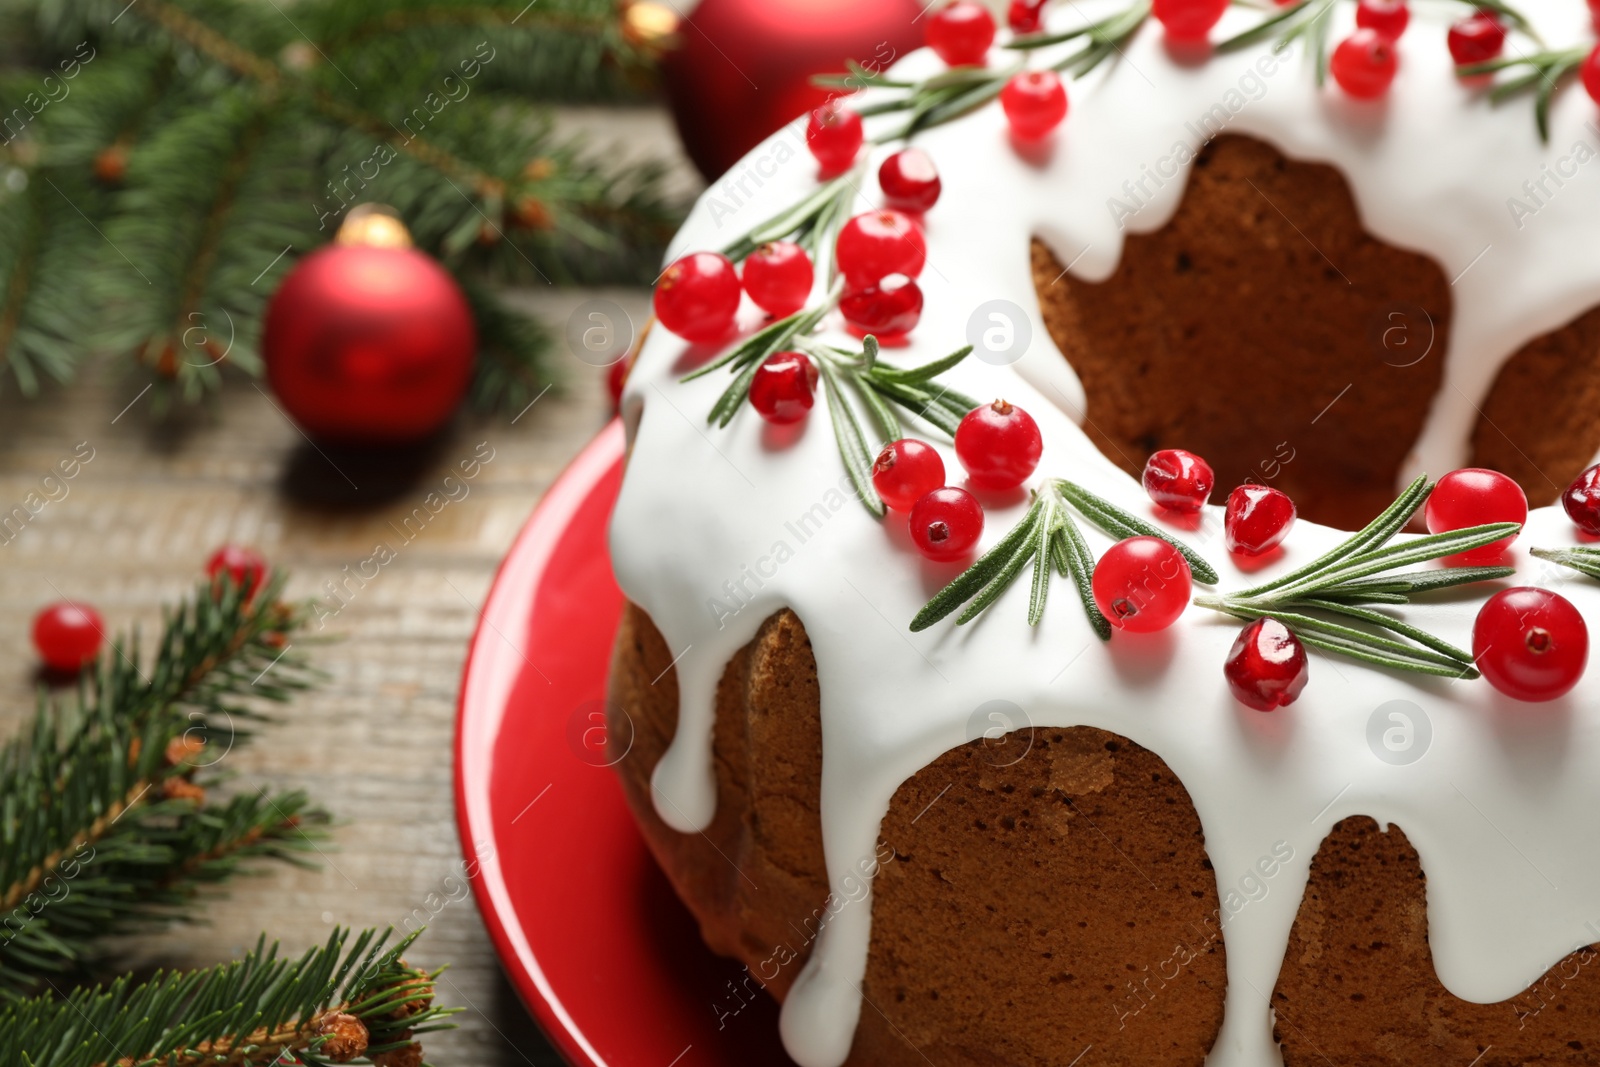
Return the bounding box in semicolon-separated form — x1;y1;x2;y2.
0;106;697;1066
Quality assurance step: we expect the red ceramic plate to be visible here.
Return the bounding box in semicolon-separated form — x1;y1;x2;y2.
455;420;787;1067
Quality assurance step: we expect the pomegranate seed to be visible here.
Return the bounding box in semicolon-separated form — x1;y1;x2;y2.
1224;617;1309;712
1355;0;1409;39
207;544;269;600
1151;0;1230;39
1562;462;1600;536
910;487;985;561
1142;449;1215;513
1092;537;1192;633
1584;44;1600;105
840;274;923;340
1425;468;1527;565
748;351;817;424
654;252;741;342
878;148;942;213
805;102;863;175
1331;28;1399;98
926;1;995;66
1473;587;1588;702
1225;485;1297;557
1448;12;1504;66
33;601;104;673
999;70;1068;140
873;439;946;511
1008;0;1046;33
954;399;1042;491
836;210;926;287
741;241;814;318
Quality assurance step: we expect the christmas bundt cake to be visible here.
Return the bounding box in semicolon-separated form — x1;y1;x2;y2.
606;2;1600;1065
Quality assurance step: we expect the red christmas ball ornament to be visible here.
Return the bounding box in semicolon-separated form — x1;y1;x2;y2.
263;209;476;444
1473;587;1588;702
33;601;104;673
660;0;925;180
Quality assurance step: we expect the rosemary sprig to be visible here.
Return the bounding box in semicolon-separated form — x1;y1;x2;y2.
911;476;1216;635
688;330;979;516
1194;476;1516;678
1530;546;1600;581
1458;47;1587;143
1005;0;1154;76
720;167;862;267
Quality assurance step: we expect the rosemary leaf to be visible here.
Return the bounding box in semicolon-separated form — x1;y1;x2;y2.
912;497;1045;631
818;361;886;517
710;358;765;428
851;369;903;446
1216;0;1317;53
1055;505;1113;639
1201;602;1471;674
1531;546;1600;581
1294;598;1475;665
956;526;1046;625
868;344;974;385
1323;565;1516;600
1028;497;1056;626
1054;479;1219;585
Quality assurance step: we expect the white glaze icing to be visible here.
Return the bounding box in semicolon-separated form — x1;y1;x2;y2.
608;4;1600;1065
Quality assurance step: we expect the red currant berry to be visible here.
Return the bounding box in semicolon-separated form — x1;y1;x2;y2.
910;487;984;561
955;399;1043;491
840;274;923;340
1425;468;1527;566
1225;485;1297;558
1092;536;1192;633
836;210;926;287
926;1;995;66
1224;617;1309;712
805;102;864;175
878;148;942;214
873;439;946;510
1330;28;1398;99
1151;0;1230;40
1354;0;1409;40
1142;449;1215;513
1448;11;1504;66
33;601;104;673
748;351;817;425
1008;0;1046;34
607;358;628;411
654;252;741;342
1473;587;1588;702
741;241;814;318
1562;462;1600;536
207;544;269;600
1583;44;1600;106
999;70;1068;141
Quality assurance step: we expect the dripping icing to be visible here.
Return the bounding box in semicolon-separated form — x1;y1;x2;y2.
608;3;1600;1066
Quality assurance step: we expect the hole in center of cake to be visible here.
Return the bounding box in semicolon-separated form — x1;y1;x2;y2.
1033;134;1452;531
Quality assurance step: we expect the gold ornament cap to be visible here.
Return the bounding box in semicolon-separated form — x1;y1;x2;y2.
621;0;679;51
336;204;413;249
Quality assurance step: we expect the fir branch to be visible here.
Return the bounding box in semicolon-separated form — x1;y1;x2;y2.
0;926;455;1067
1530;545;1600;581
1194;476;1516;678
459;277;557;415
1458;47;1587;143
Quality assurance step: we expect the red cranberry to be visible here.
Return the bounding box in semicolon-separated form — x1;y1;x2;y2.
926;1;995;66
1355;0;1409;39
1092;537;1192;633
1151;0;1229;39
748;351;817;424
1142;449;1215;513
805;102;863;175
207;544;269;600
1225;485;1297;558
1425;468;1527;566
1584;44;1600;105
910;487;984;561
741;241;813;318
654;252;741;342
999;70;1068;140
873;439;946;510
954;399;1042;491
836;210;926;287
1562;462;1600;536
607;358;628;411
1224;617;1309;712
33;601;104;672
1473;587;1588;702
1008;0;1046;33
1331;28;1398;98
840;274;923;340
878;148;941;214
1448;11;1504;66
